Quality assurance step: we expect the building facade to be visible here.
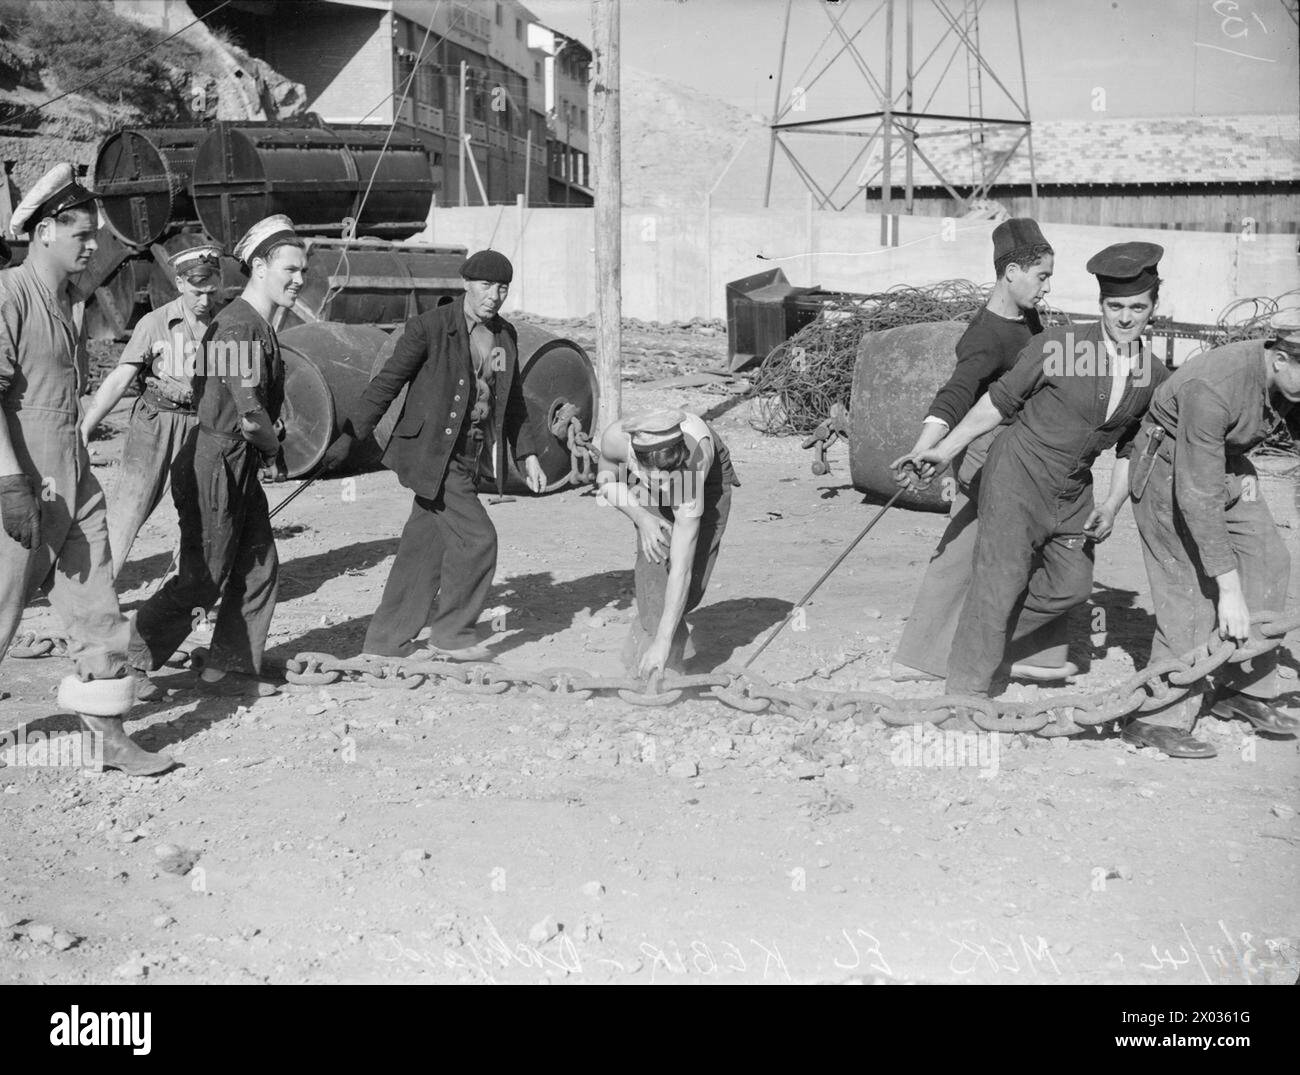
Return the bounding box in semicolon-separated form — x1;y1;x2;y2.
188;0;591;207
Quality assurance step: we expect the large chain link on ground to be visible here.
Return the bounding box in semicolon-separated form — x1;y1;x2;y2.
276;608;1300;739
12;610;1300;737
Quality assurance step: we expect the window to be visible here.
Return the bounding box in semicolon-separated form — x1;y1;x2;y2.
534;60;541;79
495;3;502;26
579;107;586;128
516;18;523;40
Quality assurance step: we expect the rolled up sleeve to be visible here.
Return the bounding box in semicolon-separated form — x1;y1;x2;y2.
987;339;1047;420
1174;381;1235;577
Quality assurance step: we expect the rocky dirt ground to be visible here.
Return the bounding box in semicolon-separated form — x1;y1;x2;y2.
1;322;1297;985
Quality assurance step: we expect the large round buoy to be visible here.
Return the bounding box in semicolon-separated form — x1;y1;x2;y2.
849;321;968;512
275;318;598;494
277;322;390;478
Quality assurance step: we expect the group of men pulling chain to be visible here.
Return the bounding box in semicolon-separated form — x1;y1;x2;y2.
0;164;737;777
890;217;1300;758
0;164;1296;777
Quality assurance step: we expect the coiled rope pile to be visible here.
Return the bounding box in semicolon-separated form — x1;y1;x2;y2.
750;280;1071;436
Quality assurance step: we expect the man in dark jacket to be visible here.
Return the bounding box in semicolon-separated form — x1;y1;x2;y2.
322;250;544;660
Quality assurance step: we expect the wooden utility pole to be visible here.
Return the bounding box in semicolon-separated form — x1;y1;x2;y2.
592;0;621;428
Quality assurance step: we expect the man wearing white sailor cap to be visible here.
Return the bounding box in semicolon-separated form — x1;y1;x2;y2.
130;215;302;698
82;243;225;575
597;407;740;676
0;162;173;776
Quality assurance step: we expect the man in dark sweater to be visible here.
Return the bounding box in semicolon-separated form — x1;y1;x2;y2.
890;218;1069;682
131;215;296;697
1122;313;1300;757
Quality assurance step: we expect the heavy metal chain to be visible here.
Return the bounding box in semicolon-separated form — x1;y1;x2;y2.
540;404;598;494
275;608;1300;739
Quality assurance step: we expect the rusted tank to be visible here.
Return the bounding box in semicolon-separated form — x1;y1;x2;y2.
275;319;598;495
190;125;434;246
849;321;968;512
94;127;208;246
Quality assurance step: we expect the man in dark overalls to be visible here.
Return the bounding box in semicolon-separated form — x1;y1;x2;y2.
1123;312;1300;757
915;243;1170;703
891;217;1072;683
320;249;546;660
596;408;740;676
131;215;298;696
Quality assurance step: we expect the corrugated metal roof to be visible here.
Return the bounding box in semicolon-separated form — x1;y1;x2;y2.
870;113;1300;188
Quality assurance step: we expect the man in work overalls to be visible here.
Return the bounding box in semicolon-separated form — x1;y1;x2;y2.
0;163;172;776
81;245;223;575
891;217;1073;683
914;243;1170;705
1122;311;1300;757
596;408;740;676
130;216;298;697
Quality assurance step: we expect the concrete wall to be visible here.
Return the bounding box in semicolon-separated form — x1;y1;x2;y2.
420;204;1300;326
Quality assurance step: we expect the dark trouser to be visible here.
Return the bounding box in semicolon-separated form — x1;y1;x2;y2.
105;399;197;576
624;436;737;673
946;442;1095;696
131;432;279;674
1131;426;1290;729
894;427;1069;677
364;449;496;655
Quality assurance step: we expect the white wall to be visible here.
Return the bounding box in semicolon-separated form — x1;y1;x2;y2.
419;202;1300;326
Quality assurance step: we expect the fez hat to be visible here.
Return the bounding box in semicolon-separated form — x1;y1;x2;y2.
626;409;687;453
10;162;99;237
1086;242;1163;298
992;217;1050;261
233;214;298;265
461;249;513;284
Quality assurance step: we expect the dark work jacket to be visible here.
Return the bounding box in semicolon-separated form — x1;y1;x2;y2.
350;297;538;500
987;321;1169;501
927;305;1043;429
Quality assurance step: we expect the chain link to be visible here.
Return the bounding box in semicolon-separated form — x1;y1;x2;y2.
276;608;1300;738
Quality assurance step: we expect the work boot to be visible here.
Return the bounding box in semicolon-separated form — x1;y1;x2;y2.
1208;689;1300;735
78;713;176;777
196;670;280;697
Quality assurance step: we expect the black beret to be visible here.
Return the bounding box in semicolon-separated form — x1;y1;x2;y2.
1086;242;1164;298
461;249;513;284
992;217;1049;260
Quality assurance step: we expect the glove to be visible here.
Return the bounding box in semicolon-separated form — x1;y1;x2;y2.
320;431;355;473
0;474;41;550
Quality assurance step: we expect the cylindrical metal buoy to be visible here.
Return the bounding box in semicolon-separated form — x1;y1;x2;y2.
94;128;208;246
276;320;598;494
278;323;389;478
849;320;968;512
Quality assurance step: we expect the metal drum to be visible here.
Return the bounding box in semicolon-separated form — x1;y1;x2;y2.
275;319;598;493
277;323;390;478
190;125;434;246
94;127;207;246
283;240;465;328
849;321;968;512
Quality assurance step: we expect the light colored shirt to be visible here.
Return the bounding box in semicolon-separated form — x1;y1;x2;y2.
623;412;715;520
1101;331;1134;422
0;261;87;417
117;295;205;409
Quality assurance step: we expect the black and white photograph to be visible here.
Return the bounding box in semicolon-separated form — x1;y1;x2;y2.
0;0;1297;1027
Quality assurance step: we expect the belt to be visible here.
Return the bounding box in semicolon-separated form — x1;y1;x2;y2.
199;425;245;442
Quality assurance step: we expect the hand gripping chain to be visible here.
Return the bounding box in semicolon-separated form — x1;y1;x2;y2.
282;608;1300;738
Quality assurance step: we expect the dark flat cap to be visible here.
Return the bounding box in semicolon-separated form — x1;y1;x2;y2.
992;217;1049;260
1087;241;1163;297
461;249;513;284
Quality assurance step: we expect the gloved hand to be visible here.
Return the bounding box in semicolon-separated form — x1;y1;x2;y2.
320;431;355;473
0;474;41;550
